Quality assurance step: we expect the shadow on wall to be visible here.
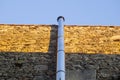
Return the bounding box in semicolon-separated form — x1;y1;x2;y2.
0;25;58;80
48;25;58;53
0;25;120;80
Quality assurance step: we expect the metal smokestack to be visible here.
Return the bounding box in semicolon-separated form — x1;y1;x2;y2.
56;16;65;80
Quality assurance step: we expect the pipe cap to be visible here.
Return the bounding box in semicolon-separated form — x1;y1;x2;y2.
57;16;65;22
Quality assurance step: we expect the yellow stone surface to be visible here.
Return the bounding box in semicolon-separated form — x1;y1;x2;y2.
0;24;52;52
64;26;120;54
0;24;120;54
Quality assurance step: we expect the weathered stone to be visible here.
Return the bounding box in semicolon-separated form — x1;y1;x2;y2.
33;76;43;80
66;69;96;80
34;65;48;71
100;69;111;78
110;35;120;41
0;25;120;80
7;78;18;80
66;54;120;80
0;73;2;76
0;52;120;80
0;25;120;53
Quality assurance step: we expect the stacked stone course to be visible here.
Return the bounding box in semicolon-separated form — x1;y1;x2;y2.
0;24;120;80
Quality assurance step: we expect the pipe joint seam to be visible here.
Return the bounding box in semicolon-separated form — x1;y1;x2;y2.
57;50;64;52
57;70;65;73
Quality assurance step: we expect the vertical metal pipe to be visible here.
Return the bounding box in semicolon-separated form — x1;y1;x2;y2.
56;16;65;80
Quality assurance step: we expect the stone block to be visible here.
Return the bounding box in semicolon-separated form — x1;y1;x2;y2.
33;76;44;80
34;65;48;71
66;69;96;80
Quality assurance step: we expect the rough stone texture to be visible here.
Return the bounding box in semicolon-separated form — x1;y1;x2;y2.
64;26;120;54
66;54;120;80
0;24;120;54
0;52;57;80
0;24;57;52
66;69;96;80
0;53;120;80
0;24;120;80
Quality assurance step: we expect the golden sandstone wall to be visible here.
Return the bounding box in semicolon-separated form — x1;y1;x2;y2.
0;24;53;52
65;26;120;54
0;24;120;54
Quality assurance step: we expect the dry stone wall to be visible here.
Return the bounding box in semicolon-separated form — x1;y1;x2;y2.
66;53;120;80
64;26;120;54
0;25;57;52
0;24;120;54
0;52;120;80
0;52;56;80
0;24;120;80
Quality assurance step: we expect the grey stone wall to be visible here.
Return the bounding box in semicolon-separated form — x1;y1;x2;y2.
0;52;120;80
66;53;120;80
0;52;56;80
